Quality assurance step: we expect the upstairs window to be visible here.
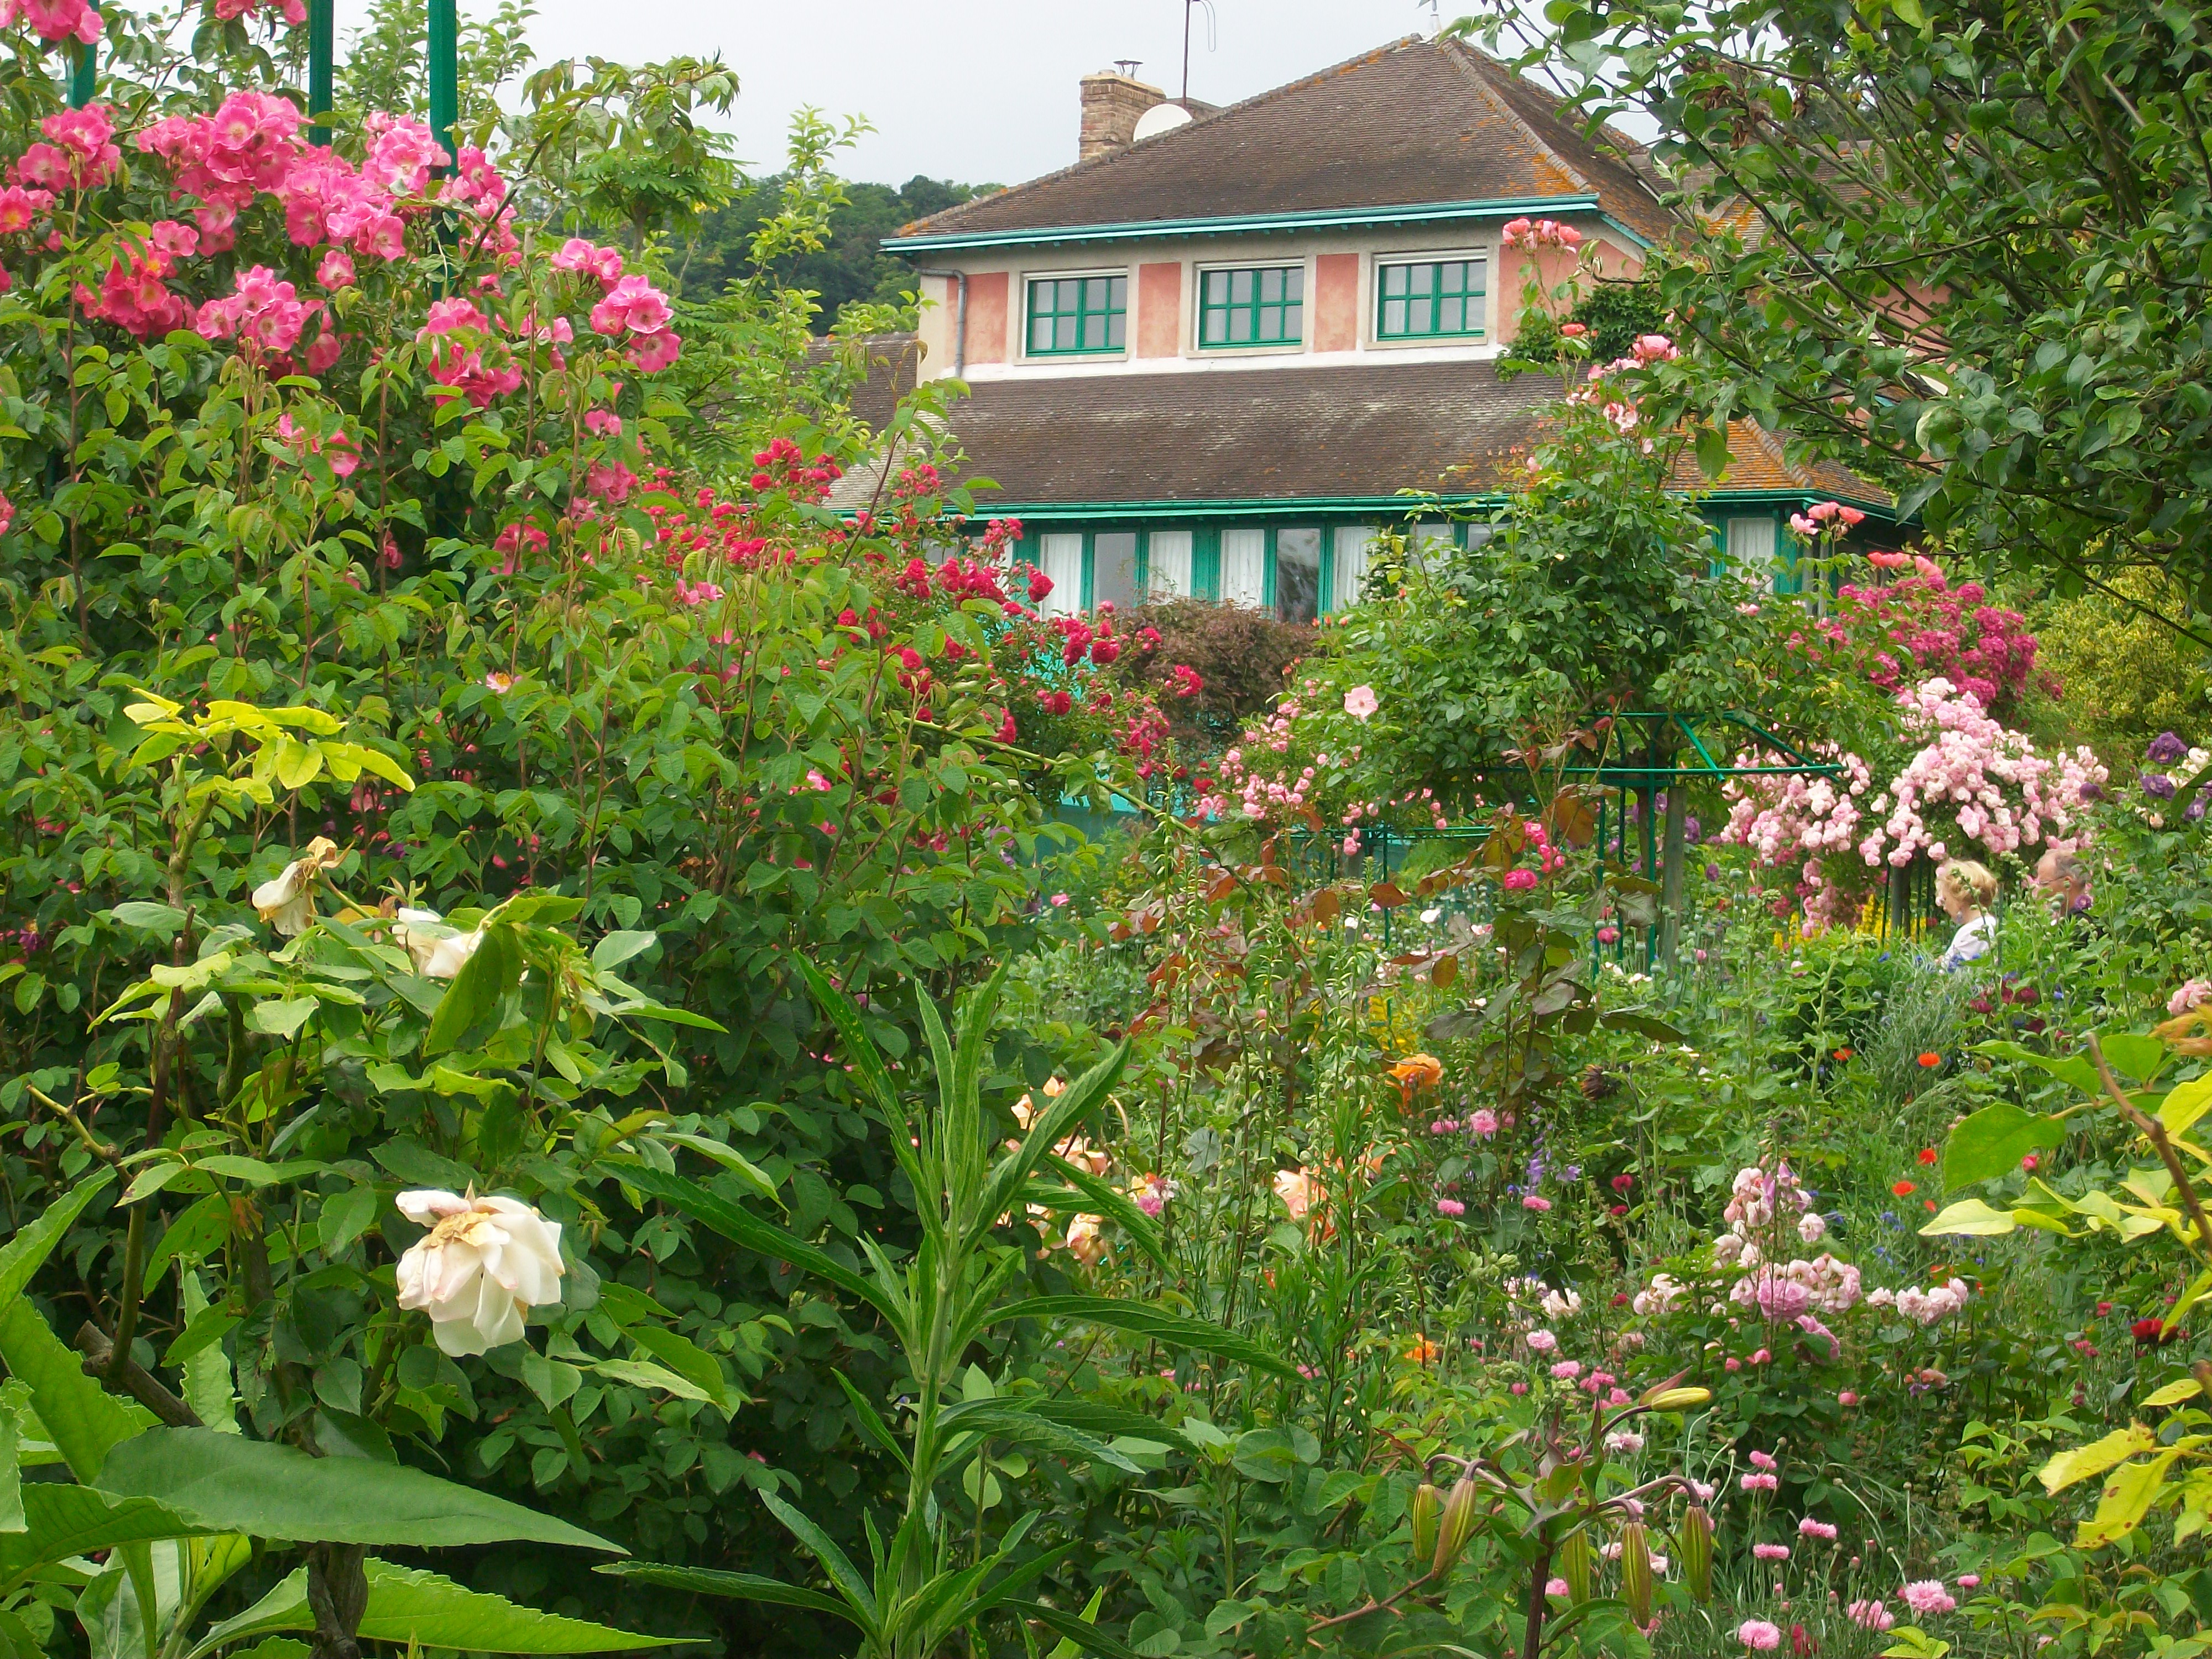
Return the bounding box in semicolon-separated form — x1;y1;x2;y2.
1198;264;1303;348
1376;257;1486;340
1026;274;1127;356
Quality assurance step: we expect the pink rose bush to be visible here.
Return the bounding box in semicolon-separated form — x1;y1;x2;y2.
1723;676;2106;926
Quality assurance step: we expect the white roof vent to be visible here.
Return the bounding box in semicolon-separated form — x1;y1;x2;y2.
1131;102;1194;142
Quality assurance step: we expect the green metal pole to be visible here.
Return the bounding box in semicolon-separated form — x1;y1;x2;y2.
426;0;458;168
307;0;334;145
68;4;96;107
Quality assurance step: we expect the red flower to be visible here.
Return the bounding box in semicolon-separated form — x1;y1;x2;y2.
1892;1180;1917;1197
1917;1147;1938;1165
2133;1317;2175;1347
1917;1052;1942;1068
1610;1173;1635;1192
1832;1047;1853;1061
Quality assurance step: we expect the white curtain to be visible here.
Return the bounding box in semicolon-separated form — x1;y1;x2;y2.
1220;527;1266;608
1147;530;1192;601
1726;517;1777;586
1332;525;1375;609
1039;533;1084;616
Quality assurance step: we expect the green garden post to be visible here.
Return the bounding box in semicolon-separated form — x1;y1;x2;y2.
427;0;458;168
307;0;334;145
1658;782;1687;972
68;4;96;107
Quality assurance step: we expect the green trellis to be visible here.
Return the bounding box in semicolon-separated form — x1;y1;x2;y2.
69;0;463;170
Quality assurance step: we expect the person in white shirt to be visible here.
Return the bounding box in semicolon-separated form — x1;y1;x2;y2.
1936;859;2000;969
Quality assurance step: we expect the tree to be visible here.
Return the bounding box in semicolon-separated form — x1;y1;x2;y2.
1457;0;2212;621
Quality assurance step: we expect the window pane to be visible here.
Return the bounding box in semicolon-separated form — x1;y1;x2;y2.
1203;270;1228;306
1231;269;1254;304
1439;296;1463;333
1108;276;1127;310
1274;528;1321;625
1147;530;1193;600
1220;528;1266;607
1256;307;1279;342
1383;264;1408;298
1230;309;1252;343
1383;299;1406;334
1285;301;1303;338
1039;533;1083;616
1285;269;1304;302
1410;297;1433;333
1105;310;1125;348
1093;531;1138;613
1332;525;1376;610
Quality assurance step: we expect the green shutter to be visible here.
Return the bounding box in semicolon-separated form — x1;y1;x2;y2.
1192;525;1220;600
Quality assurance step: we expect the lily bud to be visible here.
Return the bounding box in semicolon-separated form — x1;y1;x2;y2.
1618;1521;1655;1625
1641;1384;1713;1411
1676;1503;1715;1604
1432;1474;1480;1577
1555;1525;1594;1604
1410;1483;1442;1571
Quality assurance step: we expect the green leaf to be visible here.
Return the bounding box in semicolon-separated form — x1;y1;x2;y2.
109;903;186;939
596;1562;858;1624
1031;1155;1168;1269
2038;1424;2157;1494
591;931;658;969
936;1400;1144;1474
143;1193;234;1284
1975;1041;2101;1097
0;1173;114;1313
426;923;519;1056
2158;1070;2212;1141
0;1404;20;1534
1007;1599;1142;1659
614;1164;894;1322
1940;1103;2065;1189
989;1296;1300;1380
94;1429;619;1550
195;1561;679;1657
624;1326;739;1414
0;1487;210;1587
317;1185;379;1256
0;1300;155;1483
2095;1033;2171;1088
369;1139;478;1192
759;1492;878;1631
1918;1198;2020;1237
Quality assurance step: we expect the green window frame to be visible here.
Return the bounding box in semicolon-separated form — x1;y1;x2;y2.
1198;264;1303;348
1376;258;1486;340
1026;274;1127;357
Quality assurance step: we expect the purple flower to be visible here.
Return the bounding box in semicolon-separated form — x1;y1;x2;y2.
2146;731;2188;765
2143;772;2178;801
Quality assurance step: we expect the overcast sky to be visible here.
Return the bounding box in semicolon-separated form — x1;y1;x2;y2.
499;0;1447;187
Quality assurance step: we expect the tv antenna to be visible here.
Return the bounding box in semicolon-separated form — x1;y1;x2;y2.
1181;0;1217;102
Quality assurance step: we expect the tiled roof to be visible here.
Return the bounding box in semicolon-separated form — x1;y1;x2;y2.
900;37;1674;247
894;362;1556;507
1670;420;1893;508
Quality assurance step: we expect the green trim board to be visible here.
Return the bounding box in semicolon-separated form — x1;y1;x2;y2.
885;194;1632;255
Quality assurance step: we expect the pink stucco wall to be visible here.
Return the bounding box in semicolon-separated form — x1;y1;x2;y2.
1138;262;1182;357
1313;252;1359;352
967;270;1009;364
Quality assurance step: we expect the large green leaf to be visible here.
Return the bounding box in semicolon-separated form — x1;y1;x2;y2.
0;1174;114;1314
614;1164;894;1322
596;1562;858;1623
1007;1599;1142;1659
0;1487;209;1588
194;1562;677;1658
1975;1041;2102;1098
989;1296;1300;1381
1940;1103;2066;1190
936;1399;1145;1474
0;1301;155;1483
94;1430;617;1551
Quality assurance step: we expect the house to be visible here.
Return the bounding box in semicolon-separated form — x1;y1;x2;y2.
862;35;1900;620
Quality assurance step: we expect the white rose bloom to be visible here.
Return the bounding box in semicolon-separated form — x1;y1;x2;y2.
1798;1212;1828;1244
252;837;343;935
394;1189;565;1356
392;909;485;979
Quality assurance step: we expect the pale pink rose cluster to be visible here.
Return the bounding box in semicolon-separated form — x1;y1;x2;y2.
1719;749;1875;927
1867;1277;1971;1325
1858;677;2106;867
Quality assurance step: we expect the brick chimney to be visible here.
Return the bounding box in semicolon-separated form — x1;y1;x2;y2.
1079;69;1164;163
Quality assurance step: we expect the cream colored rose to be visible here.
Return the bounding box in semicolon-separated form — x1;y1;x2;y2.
394;1189;565;1356
252;837;344;935
392;909;485;979
1064;1214;1105;1266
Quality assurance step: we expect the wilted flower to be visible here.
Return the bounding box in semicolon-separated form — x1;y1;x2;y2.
393;909;485;979
394;1189;565;1355
252;836;344;935
2169;979;2212;1017
1064;1214;1105;1266
1389;1052;1443;1091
